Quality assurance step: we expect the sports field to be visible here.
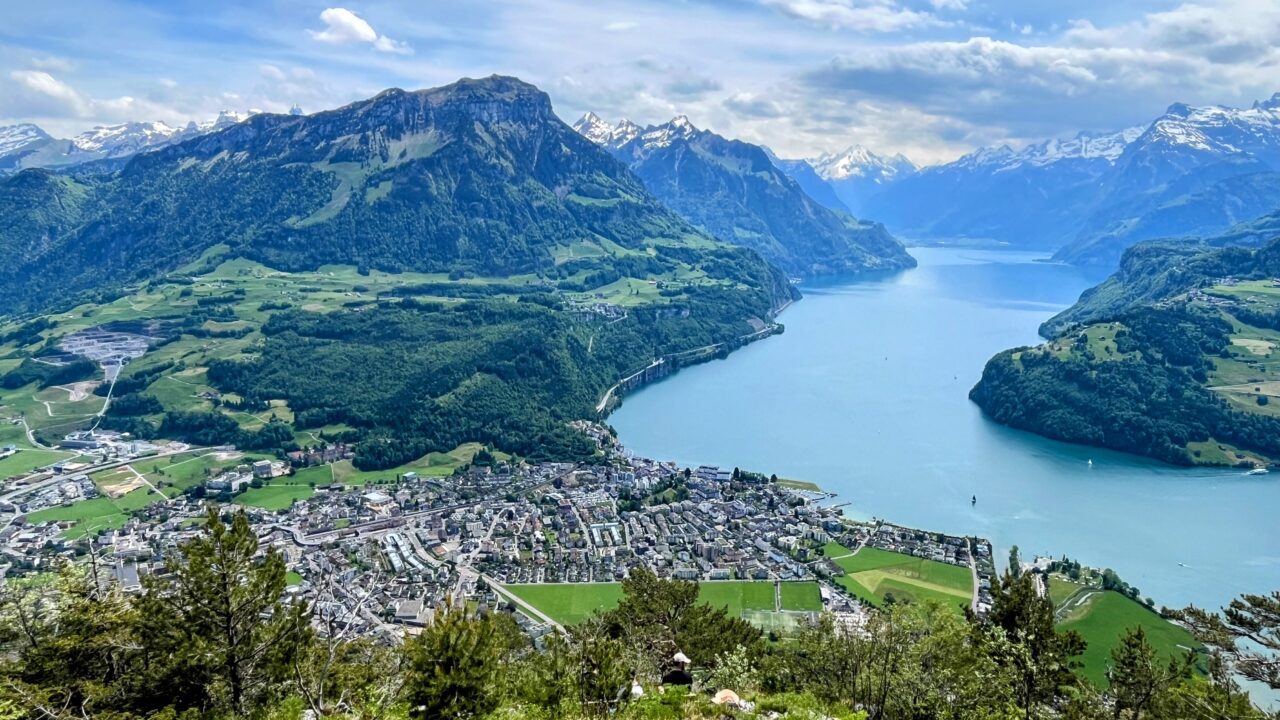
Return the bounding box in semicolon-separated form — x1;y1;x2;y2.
505;580;823;626
828;546;972;611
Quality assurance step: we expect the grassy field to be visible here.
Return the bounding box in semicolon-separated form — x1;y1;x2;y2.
779;581;823;611
24;487;165;539
828;546;972;612
506;581;822;626
233;483;314;511
1048;576;1087;606
132;451;262;496
0;448;74;479
1058;590;1201;686
506;583;625;625
329;443;503;486
776;479;822;492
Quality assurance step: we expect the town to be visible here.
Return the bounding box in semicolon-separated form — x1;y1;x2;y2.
0;421;996;643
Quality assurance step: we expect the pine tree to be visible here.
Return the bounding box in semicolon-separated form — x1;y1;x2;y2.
980;569;1085;719
404;603;505;720
1173;590;1280;689
137;508;310;715
1107;626;1190;719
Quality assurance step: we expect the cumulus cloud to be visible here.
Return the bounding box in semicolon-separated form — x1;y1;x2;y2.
797;36;1221;136
6;70;89;117
309;7;412;54
0;70;194;130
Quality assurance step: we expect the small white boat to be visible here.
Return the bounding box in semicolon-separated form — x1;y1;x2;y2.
1087;459;1093;467
1246;467;1269;476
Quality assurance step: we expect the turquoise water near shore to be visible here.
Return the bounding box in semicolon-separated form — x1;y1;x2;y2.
612;247;1280;611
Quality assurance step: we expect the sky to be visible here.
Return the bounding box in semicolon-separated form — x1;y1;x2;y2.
2;0;1279;165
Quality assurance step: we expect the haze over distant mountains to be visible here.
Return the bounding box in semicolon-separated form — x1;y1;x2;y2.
799;93;1280;268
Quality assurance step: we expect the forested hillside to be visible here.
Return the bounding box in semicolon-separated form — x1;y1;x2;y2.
973;235;1280;466
0;75;795;468
0;76;755;315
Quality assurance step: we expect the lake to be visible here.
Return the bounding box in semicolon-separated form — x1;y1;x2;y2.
612;247;1280;611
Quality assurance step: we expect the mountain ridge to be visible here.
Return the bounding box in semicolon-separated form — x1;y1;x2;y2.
575;113;915;278
861;93;1280;261
0;76;793;315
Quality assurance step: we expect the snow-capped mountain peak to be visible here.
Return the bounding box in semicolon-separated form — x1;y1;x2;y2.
1130;97;1280;159
0;123;52;156
573;112;614;145
635;115;700;149
810;145;917;183
203;110;254;133
948;125;1145;173
65;109;259;160
572;113;643;149
71;121;185;157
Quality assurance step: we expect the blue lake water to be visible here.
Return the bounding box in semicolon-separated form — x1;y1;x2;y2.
612;247;1280;611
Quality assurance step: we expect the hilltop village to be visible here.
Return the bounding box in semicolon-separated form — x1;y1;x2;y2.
0;421;995;642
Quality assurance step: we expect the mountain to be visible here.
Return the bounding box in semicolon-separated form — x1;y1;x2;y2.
0;75;795;469
1050;162;1280;268
69;120;190;159
0;110;259;176
576;114;915;277
971;228;1280;467
0;77;793;315
864;93;1280;264
1051;97;1280;266
806;145;917;214
761;151;849;213
571;112;640;149
0;123;50;156
0;124;75;174
862;127;1141;249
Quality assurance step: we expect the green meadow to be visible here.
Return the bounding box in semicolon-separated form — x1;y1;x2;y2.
827;545;973;612
1058;590;1202;686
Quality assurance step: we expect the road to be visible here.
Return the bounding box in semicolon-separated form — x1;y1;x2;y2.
484;574;564;631
595;358;663;413
0;445;209;529
966;538;980;613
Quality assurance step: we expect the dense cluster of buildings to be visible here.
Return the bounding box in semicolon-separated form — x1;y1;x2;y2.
0;422;990;642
